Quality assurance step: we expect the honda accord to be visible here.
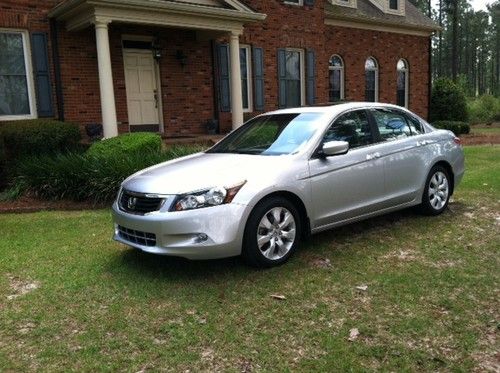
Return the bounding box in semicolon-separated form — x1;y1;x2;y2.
112;103;465;267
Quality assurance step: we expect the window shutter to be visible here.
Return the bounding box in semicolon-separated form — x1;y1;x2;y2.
31;32;54;117
217;44;231;112
304;0;315;6
306;49;316;106
277;49;287;109
252;47;265;111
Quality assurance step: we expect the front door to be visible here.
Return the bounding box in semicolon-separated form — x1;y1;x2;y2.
308;109;385;229
123;49;160;131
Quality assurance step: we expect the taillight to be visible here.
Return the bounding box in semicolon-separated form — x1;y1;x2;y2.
453;137;461;146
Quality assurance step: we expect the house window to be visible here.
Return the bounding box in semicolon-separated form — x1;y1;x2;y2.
329;54;344;102
0;30;36;119
389;0;398;9
239;45;252;112
283;49;304;108
397;59;409;108
365;57;379;102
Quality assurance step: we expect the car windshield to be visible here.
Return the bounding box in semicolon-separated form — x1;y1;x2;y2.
208;113;325;156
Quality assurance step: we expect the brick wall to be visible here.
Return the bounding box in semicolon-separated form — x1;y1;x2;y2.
325;26;430;118
0;0;430;136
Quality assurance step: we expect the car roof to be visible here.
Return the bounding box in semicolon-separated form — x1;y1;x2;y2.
265;102;407;116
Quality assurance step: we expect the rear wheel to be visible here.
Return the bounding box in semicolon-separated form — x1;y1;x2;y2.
242;197;301;268
419;165;451;215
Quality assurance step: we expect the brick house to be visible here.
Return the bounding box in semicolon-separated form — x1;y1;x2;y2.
0;0;438;138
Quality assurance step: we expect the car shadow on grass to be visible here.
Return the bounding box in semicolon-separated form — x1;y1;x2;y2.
110;203;467;280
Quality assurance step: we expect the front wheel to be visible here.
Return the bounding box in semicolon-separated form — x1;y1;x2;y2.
419;165;451;215
242;197;301;268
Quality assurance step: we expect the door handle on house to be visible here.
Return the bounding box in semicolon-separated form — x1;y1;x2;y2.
366;152;381;160
153;89;158;108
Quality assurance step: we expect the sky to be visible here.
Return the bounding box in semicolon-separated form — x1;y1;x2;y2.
470;0;495;11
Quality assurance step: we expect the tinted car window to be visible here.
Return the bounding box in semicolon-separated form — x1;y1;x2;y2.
372;109;411;142
323;110;372;148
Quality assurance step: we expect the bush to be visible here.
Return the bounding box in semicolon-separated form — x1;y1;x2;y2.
430;78;468;123
431;120;470;136
0;119;81;159
467;95;500;124
87;132;162;158
15;145;205;203
0;136;5;190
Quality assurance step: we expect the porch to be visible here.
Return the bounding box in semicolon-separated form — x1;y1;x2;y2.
48;0;266;138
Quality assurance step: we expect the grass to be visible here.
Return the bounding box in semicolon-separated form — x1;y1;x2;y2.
0;145;499;371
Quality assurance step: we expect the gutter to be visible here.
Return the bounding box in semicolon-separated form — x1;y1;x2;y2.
48;0;267;23
324;12;441;34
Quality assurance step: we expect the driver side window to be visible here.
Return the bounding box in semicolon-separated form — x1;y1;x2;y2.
323;110;373;149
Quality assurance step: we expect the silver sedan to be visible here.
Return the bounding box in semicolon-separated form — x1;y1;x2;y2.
112;103;465;267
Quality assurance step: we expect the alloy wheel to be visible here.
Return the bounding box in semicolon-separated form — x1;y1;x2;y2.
428;171;449;210
257;207;296;260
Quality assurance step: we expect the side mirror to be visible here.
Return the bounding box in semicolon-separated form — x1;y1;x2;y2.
321;140;349;157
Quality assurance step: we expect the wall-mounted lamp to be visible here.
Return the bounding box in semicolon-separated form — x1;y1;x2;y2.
176;49;188;67
152;39;162;61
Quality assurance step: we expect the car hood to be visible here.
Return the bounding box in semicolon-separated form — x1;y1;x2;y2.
122;152;298;195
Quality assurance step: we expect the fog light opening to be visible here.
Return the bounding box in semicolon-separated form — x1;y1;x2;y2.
195;233;208;243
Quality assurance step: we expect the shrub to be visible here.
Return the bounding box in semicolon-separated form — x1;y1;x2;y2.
15;144;205;203
467;95;500;124
0;136;5;190
430;78;468;123
87;132;162;158
431;120;470;136
0;119;81;159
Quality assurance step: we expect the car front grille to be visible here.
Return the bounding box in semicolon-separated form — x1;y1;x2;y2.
119;190;164;215
117;225;157;247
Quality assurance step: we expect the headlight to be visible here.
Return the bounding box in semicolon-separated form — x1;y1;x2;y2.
173;181;246;211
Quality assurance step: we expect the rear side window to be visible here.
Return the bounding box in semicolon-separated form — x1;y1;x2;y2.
371;109;411;142
323;110;373;149
405;113;424;135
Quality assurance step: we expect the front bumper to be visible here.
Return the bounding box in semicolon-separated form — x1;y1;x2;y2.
112;201;249;259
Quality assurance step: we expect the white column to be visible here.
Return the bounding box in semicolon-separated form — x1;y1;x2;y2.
229;31;244;129
94;19;118;138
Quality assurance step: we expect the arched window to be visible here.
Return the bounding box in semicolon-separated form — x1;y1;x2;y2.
365;57;378;102
397;59;409;108
329;54;344;102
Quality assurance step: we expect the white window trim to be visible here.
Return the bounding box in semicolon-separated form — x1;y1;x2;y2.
330;0;358;9
365;56;379;102
329;54;345;102
385;0;405;16
240;44;253;113
0;28;37;121
284;48;306;107
284;0;304;6
397;58;409;108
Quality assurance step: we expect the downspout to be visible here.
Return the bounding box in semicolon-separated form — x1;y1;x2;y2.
49;18;64;121
427;34;432;122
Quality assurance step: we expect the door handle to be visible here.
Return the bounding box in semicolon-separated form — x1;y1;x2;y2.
366;152;380;160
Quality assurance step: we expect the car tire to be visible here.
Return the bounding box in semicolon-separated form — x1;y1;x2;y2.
419;165;451;216
242;197;301;268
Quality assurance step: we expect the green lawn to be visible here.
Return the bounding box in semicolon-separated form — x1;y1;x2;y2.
0;146;498;371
